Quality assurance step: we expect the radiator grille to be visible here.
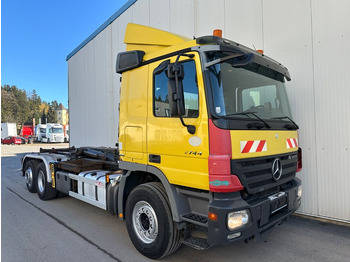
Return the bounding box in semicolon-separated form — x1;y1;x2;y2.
231;153;298;195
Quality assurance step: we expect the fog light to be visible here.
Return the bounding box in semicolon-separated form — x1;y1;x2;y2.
297;185;302;198
227;232;241;240
227;210;250;230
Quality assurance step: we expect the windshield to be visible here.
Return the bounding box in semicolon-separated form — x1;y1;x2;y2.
40;128;46;133
207;52;292;125
52;128;63;134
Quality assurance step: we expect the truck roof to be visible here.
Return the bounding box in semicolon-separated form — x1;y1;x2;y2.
120;23;290;81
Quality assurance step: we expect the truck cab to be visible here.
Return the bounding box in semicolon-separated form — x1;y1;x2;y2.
35;124;47;142
42;123;64;143
117;23;301;250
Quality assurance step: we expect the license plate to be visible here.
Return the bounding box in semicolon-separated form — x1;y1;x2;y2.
268;192;287;214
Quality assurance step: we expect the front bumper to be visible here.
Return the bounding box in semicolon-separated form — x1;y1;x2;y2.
207;178;301;246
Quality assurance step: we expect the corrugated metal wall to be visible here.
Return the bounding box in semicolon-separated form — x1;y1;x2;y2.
67;0;350;222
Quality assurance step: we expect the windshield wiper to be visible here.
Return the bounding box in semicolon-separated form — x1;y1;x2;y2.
271;116;299;130
223;112;271;129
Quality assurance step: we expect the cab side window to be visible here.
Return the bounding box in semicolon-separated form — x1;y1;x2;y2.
154;60;199;118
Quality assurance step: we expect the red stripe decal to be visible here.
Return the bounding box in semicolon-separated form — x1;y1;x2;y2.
293;139;298;147
256;140;266;152
287;139;293;148
242;140;254;153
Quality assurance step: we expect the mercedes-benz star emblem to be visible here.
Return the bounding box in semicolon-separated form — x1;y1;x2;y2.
272;158;282;181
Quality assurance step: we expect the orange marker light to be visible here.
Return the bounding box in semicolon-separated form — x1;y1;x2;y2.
208;212;218;221
119;213;123;218
257;50;264;54
213;29;222;38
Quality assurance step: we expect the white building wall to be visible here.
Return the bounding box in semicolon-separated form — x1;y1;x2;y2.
311;0;350;221
67;0;350;222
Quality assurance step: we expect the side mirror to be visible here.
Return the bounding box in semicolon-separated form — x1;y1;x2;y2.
116;50;145;73
167;63;185;116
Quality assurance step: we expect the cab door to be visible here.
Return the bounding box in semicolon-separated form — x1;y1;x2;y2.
147;52;210;190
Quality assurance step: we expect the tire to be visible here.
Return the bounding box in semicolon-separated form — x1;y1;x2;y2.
125;182;183;259
36;162;57;200
24;160;37;193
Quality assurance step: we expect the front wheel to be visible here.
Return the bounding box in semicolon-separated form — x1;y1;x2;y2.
36;162;57;200
125;182;183;259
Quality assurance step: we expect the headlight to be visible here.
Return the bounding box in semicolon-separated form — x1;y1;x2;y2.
297;185;302;198
227;210;250;231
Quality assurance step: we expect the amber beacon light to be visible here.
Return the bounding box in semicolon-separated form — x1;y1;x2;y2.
213;29;222;37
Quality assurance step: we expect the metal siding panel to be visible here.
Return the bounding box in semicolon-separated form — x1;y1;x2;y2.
195;0;225;36
117;8;133;53
68;56;78;146
69;29;117;148
84;41;96;146
110;19;121;145
94;29;109;147
105;27;117;147
312;0;350;221
224;0;263;49
73;27;117;148
263;0;319;216
132;0;150;26
150;0;170;31
170;0;195;38
69;48;88;147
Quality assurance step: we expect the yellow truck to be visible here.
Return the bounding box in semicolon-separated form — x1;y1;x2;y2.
22;24;302;259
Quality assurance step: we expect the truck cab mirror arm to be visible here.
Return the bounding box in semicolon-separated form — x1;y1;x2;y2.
167;53;196;135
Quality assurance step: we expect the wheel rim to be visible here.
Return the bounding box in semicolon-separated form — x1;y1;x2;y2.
38;170;45;193
25;167;33;187
132;200;158;244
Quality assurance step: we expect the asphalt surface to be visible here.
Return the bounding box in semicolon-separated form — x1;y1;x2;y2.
1;144;350;262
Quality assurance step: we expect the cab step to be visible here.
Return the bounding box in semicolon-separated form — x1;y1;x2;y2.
181;213;208;226
182;236;211;250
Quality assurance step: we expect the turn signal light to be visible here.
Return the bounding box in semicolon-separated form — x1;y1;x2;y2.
257;50;264;54
208;212;218;221
213;29;222;37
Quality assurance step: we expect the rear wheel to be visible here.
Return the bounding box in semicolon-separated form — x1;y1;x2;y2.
125;182;183;259
24;160;37;193
36;162;57;200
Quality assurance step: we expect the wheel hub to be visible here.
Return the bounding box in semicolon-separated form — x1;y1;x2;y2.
25;167;33;185
132;201;158;244
38;171;45;193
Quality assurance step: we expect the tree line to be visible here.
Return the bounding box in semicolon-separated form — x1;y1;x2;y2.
1;84;60;125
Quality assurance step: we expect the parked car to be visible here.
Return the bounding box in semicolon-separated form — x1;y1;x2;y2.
18;136;33;144
1;136;22;145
